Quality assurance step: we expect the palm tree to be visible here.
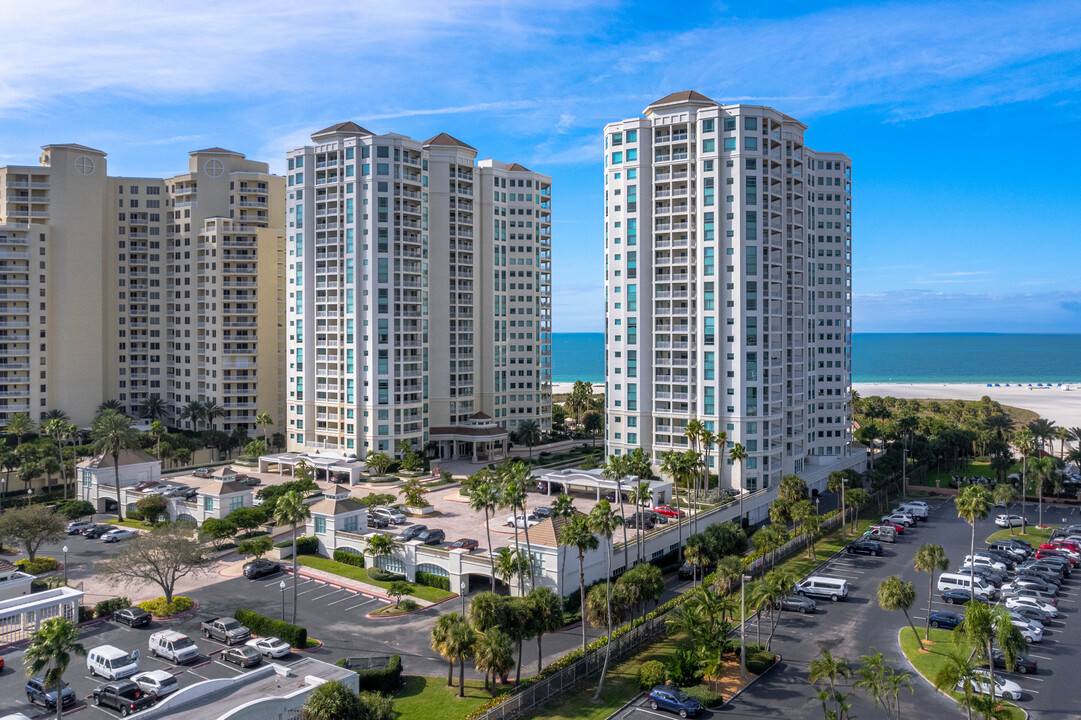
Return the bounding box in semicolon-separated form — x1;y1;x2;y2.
809;648;852;720
913;543;950;640
627;481;651;565
90;410;139;522
3;412;35;447
364;532;399;571
683;534;709;587
602;453;631;570
729;443;748;527
558;514;598;659
24;618;86;720
510;461;537;591
493;548;529;590
1014;428;1036;534
1032;455;1057;528
497;463;526;593
526;587;564;674
957;601;1027;712
42;418;68;500
431;613;460;687
934;647;980;720
683;419;702;531
551;492;575;518
515;419;542;461
203;400;226;431
856;649;911;720
701;428;719;495
473;627;514;695
42;408;70;423
991;483;1018;535
136;395;169;423
255;412;274;445
877;575;923;651
97;399;123;413
955;484;992;602
1028;417;1057;458
756;569;795;651
467;469;499;591
713;555;743;595
660;451;688;560
179;400;204;432
444;613;476;698
146;420;167;462
587;499;622;701
274;489;311;624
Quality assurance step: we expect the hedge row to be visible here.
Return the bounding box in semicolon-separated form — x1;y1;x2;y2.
414;570;450;591
235;607;308;648
274;535;319;554
333;549;365;568
138;596;194;617
95;597;131;618
335;654;402;693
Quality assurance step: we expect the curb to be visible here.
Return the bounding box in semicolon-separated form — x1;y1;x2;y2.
720;652;782;709
288;566;392;601
604;691;645;719
365;593;460;619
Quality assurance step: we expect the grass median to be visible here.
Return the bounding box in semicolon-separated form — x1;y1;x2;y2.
394;676;511;720
986;525;1056;544
295;555;456;603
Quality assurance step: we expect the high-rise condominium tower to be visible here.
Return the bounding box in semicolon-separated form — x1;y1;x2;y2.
0;145;285;431
603;92;852;491
285;123;552;459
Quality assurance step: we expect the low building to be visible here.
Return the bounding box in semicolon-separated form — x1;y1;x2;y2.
137;657;357;720
0;586;83;646
0;559;34;602
77;448;161;515
305;489;368;556
257;451;366;485
189;480;254;523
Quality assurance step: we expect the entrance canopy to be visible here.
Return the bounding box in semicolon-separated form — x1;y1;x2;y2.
537;468;672;505
258;452;366;485
429;412;510;463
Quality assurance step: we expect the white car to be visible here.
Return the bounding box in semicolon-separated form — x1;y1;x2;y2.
964;555;1007;573
995;514;1025;528
1005;595;1058;617
246;636;291;658
881;513;914;527
131;670;179;699
1008;611;1043;630
958;669;1022;701
373;507;406;524
102;528;137;543
1012;618;1042;643
505;514;540;528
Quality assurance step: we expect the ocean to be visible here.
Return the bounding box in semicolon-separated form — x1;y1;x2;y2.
552;333;1081;385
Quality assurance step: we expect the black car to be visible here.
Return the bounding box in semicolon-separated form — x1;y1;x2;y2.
942;589;985;605
987;649;1038;675
400;525;428;542
532;506;552;518
26;676;77;709
243;558;281;579
93;680;155;715
536;480;564;494
647;510;669;525
982;550;1016;569
778;595;817;614
112;606;152;627
220;645;262;667
367;514;390;529
418;528;446;545
82;524;112;539
846;539;883;556
236;475;261;487
627;511;655;530
929;610;964;630
1011;605;1053;625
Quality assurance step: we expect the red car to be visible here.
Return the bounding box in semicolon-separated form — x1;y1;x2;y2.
133;480;161;492
1035;548;1080;567
653;505;686;519
448;539;479;552
1044;540;1080;553
875;522;905;534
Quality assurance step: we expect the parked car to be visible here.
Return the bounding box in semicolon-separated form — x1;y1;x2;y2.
536;480;564;494
148;630;199;664
373;507;406;524
505;514;540;528
1036;548;1080;567
1010;605;1052;625
200;617;251;645
87;645;140;680
220;645;262;667
418;528;446;545
1011;618;1043;643
133;481;162;492
192;468;212;478
647;685;702;717
247;637;292;658
653;505;685;518
647;510;669;525
942;588;987;605
845;539;883;556
82;524;112;539
400;525;428;542
958;669;1022;700
929;610;964;630
367;514;390;529
25;677;77;710
985;649;1038;675
131;670;179;699
1016;568;1062;588
1044;539;1081;552
995;515;1025;528
1005;595;1058;617
980;549;1017;569
962;565;1006;587
1002;578;1055;596
235;475;261;487
102;528;138;543
876;520;906;534
532;506;552;518
880;513;915;527
963;554;1007;573
112;607;151;627
627;511;655;530
92;680;155;716
242;559;281;579
778;595;817;614
67;521;94;534
448;538;479;551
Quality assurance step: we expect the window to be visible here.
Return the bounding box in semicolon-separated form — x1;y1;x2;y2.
702;139;715;152
723;137;737;151
724;118;736;132
744;137;758;151
626;130;637;143
315;516;327;533
344;515;358;533
744;117;757;131
702;119;715;132
611;151;622;164
203;496;214;511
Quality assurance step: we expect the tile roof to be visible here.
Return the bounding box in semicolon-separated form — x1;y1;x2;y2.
0;558;16;573
42;143;106;155
79;448;159;469
471;411;493;420
307;496;367;516
423;132;476;151
646;90;716;109
198;480;251;496
522;513;582;548
429;425;508;438
311;121;373;138
506;163;531;172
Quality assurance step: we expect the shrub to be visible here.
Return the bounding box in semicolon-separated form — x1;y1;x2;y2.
336;654;402;694
638;660;666;689
30;579;48;593
414;570;450;591
235;607;308;648
682;684;724;708
295;535;319;554
398;599;420;611
15;556;59;574
334;549;366;568
78;606;95;623
95;597;131;618
368;567;404;582
125;509;144;522
138;596;194;617
738;644;777;675
665;648;702;686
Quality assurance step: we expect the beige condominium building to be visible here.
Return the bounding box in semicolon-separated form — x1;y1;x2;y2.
0;144;285;432
285;123;551;460
603;91;852;492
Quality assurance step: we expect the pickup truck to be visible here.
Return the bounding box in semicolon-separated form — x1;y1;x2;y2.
200;617;250;645
92;680;155;716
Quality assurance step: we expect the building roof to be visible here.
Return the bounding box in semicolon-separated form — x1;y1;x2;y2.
190;147;245;156
0;558;15;573
522;514;581;548
311;121;373;139
79;448;159;469
42;143;106;155
645;90;717;114
506;163;531;172
423;132;476;151
198;480;251;496
210;466;239;478
307;496;366;516
471;411;492;420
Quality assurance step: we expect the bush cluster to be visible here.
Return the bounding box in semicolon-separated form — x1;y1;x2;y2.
738;643;777;675
638;660;666;689
398;599;420;611
368;567;405;582
335;654;403;694
414;570;450;591
333;549;366;568
681;684;725;707
274;535;319;554
78;606;95;623
15;556;59;574
138;596;194;617
235;607;308;648
95;597;131;618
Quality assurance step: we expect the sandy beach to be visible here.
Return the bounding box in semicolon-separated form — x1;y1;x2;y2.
855;382;1081;428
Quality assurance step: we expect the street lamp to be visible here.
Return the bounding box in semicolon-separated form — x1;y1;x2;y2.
0;478;5;514
279;580;286;621
460;580;467;615
26;488;33;507
62;546;69;586
815;497;820;515
840;477;847;540
740;574;752;680
902;448;908;499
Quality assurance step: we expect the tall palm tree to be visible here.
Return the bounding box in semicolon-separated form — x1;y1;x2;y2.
587;499;623;701
431;613;459;687
203;400;226;431
90;410;139;521
913;543;950;640
955;484;992;601
515;419;542;461
1028;417;1057;458
97;399;123;413
274;489;312;624
1013;428;1035;534
683;419;702;531
42;418;68;500
602;453;631;570
473;627;514;695
558;513;598;659
551;492;575;519
510;462;537;591
42;408;70;423
809;648;853;720
255;412;274;445
729;443;748;526
991;483;1018;535
364;532;399;570
3;412;35;447
137;395;169;424
497;463;526;593
660;451;688;560
1054;427;1070;460
467;469;500;592
526;586;564;674
957;601;1027;711
179;400;204;433
24;618;86;720
493;548;528;592
146;421;167;462
877;575;922;651
934;647;980;720
444;613;476;698
701;428;721;495
628;481;651;564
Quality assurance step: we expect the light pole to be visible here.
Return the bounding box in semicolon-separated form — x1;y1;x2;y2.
902;448;908;499
0;478;5;514
279;580;286;621
740;573;753;680
26;488;33;507
815;497;820;515
840;477;847;540
63;545;68;586
460;580;467;616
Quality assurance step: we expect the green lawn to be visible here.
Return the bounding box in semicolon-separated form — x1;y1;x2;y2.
395;675;511;720
986;525;1057;544
898;628;1024;720
105;518;147;530
295;555;455;603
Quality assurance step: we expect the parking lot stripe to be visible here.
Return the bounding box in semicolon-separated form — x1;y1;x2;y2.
343;598;379;612
312;589;344;601
327;592;359;606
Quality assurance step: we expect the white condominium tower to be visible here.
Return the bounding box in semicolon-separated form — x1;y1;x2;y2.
603;91;852;491
285;123;552;460
0;144;285;430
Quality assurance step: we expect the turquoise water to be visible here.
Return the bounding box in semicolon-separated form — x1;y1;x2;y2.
552;333;1081;384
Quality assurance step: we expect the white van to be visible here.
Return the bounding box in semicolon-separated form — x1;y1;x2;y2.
148;630;200;664
795;576;849;602
938;572;994;598
87;644;140;679
897;503;928;519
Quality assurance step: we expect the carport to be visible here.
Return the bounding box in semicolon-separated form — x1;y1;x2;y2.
258;452;366;485
537;468;672;505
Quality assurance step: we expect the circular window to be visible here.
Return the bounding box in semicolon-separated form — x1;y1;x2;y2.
75;156;95;176
204;158;225;178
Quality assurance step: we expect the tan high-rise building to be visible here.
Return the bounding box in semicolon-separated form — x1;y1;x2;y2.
285;123;552;460
0;145;285;434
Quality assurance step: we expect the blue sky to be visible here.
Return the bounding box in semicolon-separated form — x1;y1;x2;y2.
3;0;1080;333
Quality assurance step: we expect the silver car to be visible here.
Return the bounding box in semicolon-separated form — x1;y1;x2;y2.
373;507;406;524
